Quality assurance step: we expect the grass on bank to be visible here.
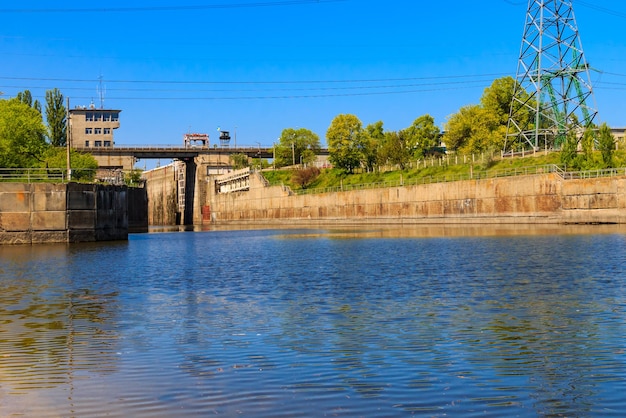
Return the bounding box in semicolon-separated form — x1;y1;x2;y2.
262;150;626;193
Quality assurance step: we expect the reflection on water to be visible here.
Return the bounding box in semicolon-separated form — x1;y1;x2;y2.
1;226;626;417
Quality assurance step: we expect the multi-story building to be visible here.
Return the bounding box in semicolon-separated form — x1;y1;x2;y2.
68;104;121;148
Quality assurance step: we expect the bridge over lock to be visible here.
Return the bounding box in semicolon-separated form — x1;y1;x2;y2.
78;145;282;170
78;144;329;227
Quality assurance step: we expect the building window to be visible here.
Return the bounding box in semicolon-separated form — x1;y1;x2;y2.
104;128;111;135
104;140;112;147
111;112;119;122
95;141;102;147
86;113;94;122
94;113;102;121
84;141;90;147
94;128;102;135
85;128;93;134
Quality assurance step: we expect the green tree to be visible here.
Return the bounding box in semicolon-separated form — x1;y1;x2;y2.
580;127;595;168
480;76;517;125
379;130;411;169
274;127;320;167
405;114;441;158
597;123;615;168
444;76;533;153
16;90;33;107
560;129;579;169
229;153;249;170
46;88;67;147
443;105;499;153
364;121;384;172
0;98;48;167
326;114;366;173
41;147;98;181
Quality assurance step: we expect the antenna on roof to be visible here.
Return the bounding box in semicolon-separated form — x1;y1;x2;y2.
97;74;106;109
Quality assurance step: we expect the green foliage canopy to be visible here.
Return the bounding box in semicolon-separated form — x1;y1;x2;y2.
41;147;98;181
274;127;320;167
46;88;67;147
0;98;48;167
326;114;366;173
230;153;250;170
444;76;529;154
364;121;384;172
597;123;615;168
404;114;441;158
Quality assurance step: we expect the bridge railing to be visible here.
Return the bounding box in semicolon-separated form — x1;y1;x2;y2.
74;144;277;151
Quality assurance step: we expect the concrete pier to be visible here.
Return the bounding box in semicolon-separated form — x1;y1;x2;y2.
0;183;147;244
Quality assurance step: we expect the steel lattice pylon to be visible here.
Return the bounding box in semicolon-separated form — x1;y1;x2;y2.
505;0;598;152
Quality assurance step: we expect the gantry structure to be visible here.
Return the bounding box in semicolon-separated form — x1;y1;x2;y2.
505;0;598;152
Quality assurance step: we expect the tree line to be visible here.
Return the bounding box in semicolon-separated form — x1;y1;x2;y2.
0;89;97;175
265;76;617;173
3;77;617;175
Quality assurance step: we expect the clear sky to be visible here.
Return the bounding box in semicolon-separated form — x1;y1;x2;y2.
2;1;625;160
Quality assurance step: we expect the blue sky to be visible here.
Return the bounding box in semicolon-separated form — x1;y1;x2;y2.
2;0;625;158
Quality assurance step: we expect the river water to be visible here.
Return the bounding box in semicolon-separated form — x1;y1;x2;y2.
1;225;625;417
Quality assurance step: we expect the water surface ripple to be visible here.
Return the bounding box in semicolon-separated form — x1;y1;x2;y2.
1;227;625;417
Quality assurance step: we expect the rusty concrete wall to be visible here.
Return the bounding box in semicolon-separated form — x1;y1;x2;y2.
0;183;68;244
67;183;128;242
0;183;131;244
206;173;626;225
142;164;180;226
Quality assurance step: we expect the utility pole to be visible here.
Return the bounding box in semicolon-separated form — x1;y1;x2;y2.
66;97;72;182
505;0;598;153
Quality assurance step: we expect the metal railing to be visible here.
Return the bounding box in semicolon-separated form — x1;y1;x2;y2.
560;167;626;180
0;168;67;183
0;168;145;186
281;164;626;195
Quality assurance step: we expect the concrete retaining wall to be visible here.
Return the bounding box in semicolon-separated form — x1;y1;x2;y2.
142;164;180;226
207;173;626;225
0;183;145;244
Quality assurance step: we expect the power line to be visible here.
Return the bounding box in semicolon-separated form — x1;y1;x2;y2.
0;0;345;13
0;79;495;94
575;0;626;19
0;73;508;86
41;85;495;101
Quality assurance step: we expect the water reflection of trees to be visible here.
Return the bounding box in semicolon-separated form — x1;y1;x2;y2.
0;282;120;393
447;240;624;417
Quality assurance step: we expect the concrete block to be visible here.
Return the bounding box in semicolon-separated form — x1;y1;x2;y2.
0;183;30;193
33;183;66;211
0;212;31;232
68;210;96;229
0;190;31;212
31;211;66;231
67;190;96;210
0;231;31;244
69;230;96;243
31;231;68;244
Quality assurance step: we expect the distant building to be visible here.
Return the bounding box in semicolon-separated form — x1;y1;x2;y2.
68;104;121;148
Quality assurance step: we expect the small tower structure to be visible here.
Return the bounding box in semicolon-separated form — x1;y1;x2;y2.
505;0;598;152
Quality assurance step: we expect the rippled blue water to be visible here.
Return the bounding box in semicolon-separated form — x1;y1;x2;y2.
1;226;626;417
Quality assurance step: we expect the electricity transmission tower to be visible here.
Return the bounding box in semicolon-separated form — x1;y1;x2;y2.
505;0;598;152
